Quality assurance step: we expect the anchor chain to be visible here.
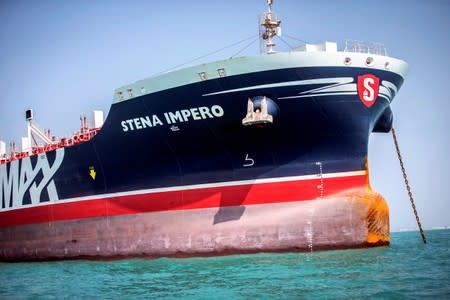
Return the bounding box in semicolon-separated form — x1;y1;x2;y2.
391;127;427;244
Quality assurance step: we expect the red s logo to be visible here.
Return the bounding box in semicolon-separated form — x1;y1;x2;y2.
358;74;380;107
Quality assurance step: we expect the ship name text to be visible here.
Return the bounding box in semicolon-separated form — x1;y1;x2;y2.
121;105;224;132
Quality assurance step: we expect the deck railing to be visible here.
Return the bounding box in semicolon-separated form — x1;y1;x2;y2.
344;40;387;56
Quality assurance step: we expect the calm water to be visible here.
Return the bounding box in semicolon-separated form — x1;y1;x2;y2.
1;230;449;299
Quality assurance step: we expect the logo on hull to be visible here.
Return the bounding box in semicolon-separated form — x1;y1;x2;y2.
0;148;64;210
358;74;380;107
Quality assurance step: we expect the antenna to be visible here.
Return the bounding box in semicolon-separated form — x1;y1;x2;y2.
268;0;273;11
260;0;281;54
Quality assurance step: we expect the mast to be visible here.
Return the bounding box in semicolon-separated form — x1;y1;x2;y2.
260;0;281;54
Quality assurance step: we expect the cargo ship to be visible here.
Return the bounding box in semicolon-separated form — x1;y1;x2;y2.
0;1;408;261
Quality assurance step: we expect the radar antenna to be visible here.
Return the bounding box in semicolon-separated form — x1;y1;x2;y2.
259;0;281;54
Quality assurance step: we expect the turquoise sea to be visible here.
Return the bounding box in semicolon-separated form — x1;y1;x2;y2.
1;229;449;299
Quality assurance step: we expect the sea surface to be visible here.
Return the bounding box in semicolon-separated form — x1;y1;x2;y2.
0;229;449;299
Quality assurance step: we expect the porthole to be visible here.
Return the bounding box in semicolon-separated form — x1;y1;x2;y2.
127;88;133;98
384;61;390;70
217;68;227;77
198;72;208;81
344;57;352;65
366;57;374;66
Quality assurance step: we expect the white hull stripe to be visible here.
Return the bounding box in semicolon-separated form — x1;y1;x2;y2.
202;77;354;97
0;170;367;212
278;92;357;99
203;76;396;103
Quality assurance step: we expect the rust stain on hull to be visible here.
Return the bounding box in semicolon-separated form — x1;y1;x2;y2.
365;193;390;245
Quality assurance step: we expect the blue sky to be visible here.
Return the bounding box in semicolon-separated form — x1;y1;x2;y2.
0;0;449;232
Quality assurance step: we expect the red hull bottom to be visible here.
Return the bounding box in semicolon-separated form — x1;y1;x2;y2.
0;190;389;261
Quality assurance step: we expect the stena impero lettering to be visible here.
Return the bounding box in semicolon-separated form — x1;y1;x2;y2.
120;105;224;132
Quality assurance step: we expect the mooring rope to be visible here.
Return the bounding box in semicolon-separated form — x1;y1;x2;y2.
391;127;427;243
156;34;258;75
230;36;260;58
